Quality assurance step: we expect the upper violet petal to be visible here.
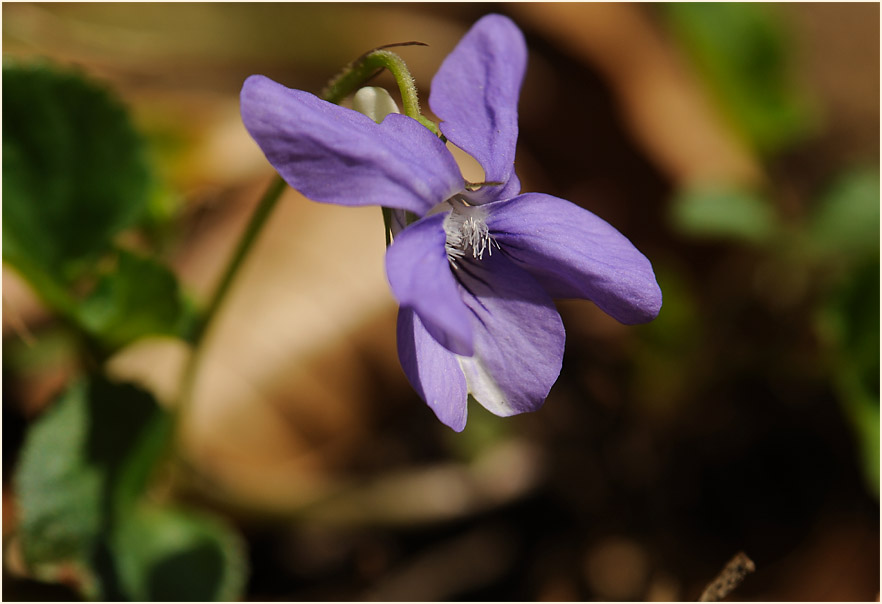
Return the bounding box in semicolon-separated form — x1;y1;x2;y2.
429;14;526;203
487;193;663;324
241;75;464;215
454;253;565;417
386;213;474;356
397;307;469;431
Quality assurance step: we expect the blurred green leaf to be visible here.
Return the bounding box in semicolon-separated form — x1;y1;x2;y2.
76;250;186;350
632;264;704;414
14;376;172;592
840;375;880;499
670;185;779;244
2;62;151;288
829;261;881;388
664;3;813;154
447;396;513;461
110;505;247;602
808;168;880;261
819;259;880;497
2;325;79;376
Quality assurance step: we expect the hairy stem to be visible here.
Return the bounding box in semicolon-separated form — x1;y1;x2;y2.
323;47;441;137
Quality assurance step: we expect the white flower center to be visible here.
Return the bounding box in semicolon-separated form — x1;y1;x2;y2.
443;196;499;265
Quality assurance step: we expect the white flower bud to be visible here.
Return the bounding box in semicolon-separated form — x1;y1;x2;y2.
352;86;400;124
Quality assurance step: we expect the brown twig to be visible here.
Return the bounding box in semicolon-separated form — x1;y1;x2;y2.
699;551;756;602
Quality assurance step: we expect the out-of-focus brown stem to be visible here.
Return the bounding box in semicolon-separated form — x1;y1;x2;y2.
698;551;756;602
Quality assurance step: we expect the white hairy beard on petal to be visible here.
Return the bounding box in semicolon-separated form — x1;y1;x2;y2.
443;195;499;265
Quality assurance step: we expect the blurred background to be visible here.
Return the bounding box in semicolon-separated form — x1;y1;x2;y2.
3;3;879;601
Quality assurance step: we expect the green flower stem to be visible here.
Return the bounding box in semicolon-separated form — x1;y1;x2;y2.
382;207;393;247
175;174;287;439
190;175;287;346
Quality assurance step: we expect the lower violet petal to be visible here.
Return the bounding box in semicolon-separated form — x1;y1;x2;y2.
454;253;565;417
487;193;663;324
386;213;474;356
397;308;469;432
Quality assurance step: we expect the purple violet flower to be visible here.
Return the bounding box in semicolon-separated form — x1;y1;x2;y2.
240;14;662;431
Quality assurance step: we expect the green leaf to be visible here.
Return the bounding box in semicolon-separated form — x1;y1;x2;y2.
670;184;779;244
447;396;512;461
824;259;880;407
2;62;151;287
818;259;880;497
14;377;172;579
13;375;248;600
76;250;186;350
632;264;704;415
110;505;247;602
841;379;880;499
664;3;814;154
808;168;880;261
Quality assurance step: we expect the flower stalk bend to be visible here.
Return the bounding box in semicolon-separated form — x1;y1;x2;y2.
323;45;441;137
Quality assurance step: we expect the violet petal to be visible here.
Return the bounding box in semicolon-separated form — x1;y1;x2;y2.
397;308;469;431
454;253;565;416
386;213;474;356
487;193;663;324
241;75;464;214
429;14;526;202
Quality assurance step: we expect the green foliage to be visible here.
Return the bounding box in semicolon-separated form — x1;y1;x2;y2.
15;377;172;578
819;260;880;497
808;168;880;261
670;165;880;498
3;63;191;352
669;184;779;244
110;505;247;602
664;2;813;154
6;61;247;600
448;395;513;461
76;250;187;351
3;63;151;286
632;265;704;414
807;168;880;496
14;376;247;600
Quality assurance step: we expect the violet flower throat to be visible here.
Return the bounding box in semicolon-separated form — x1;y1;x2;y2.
240;14;663;431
